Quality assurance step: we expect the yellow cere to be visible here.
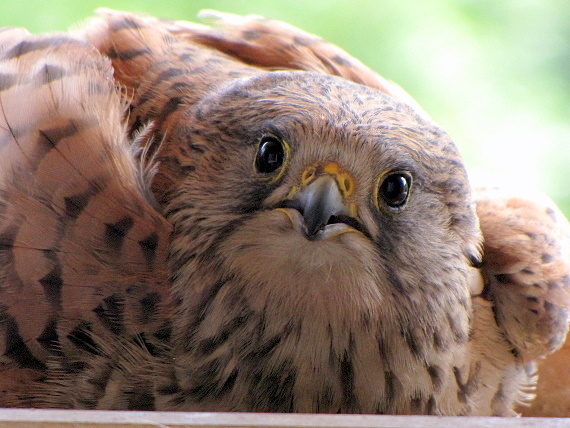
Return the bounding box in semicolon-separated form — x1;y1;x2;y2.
304;162;359;218
287;162;359;218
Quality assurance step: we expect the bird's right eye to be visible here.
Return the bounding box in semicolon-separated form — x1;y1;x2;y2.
255;135;287;174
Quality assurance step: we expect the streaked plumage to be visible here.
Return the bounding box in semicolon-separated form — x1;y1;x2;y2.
0;9;568;416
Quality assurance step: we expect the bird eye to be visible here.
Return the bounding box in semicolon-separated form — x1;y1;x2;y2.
377;172;412;211
255;135;287;174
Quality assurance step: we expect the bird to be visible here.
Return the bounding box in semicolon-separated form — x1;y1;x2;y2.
0;9;568;416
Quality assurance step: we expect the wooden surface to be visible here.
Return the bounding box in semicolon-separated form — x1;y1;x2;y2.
0;409;567;428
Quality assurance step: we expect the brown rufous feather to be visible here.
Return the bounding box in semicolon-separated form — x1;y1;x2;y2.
0;28;171;406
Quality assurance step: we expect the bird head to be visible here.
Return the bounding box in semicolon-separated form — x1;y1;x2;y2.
159;70;484;411
165;70;481;290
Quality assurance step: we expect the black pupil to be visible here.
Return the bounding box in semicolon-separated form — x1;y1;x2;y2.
380;174;410;207
256;137;284;173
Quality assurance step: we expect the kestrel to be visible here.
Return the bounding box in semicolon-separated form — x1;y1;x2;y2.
0;9;568;416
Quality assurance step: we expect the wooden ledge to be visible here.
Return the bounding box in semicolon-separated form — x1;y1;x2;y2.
0;409;566;428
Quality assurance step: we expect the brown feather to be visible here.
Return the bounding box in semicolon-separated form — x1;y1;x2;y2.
475;185;570;360
0;9;568;416
0;29;171;406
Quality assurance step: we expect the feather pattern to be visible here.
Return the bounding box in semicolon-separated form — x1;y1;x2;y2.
0;28;171;406
0;9;567;416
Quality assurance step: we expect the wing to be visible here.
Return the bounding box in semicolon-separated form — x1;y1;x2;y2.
475;185;570;359
474;185;570;415
76;9;261;206
0;28;172;406
154;9;430;119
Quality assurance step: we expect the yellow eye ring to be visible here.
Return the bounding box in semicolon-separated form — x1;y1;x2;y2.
254;134;290;182
374;170;413;212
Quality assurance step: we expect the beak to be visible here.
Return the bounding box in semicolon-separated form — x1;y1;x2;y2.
281;166;361;240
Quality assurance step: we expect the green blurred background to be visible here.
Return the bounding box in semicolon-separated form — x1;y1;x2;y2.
1;0;569;216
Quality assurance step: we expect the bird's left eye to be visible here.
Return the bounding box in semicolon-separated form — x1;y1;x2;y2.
255;135;287;175
376;171;412;211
